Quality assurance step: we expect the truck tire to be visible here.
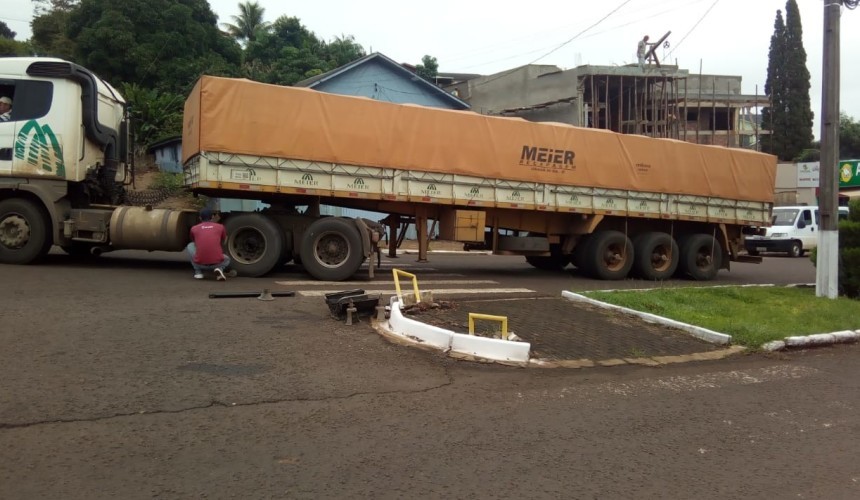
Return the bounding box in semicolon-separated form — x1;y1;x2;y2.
224;214;284;277
0;198;52;264
582;230;633;280
677;233;722;281
632;232;678;280
301;217;364;281
524;244;568;271
788;241;802;258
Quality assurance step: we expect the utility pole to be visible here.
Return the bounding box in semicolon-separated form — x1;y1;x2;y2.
817;0;841;298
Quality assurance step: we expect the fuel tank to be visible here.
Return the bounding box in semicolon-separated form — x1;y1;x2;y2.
109;206;198;251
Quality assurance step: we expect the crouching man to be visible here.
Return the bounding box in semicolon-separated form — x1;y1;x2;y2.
186;208;236;280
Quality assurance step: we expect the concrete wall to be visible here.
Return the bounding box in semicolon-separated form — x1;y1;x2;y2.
774;163;816;206
506;101;581;125
457;65;578;114
682;74;743;96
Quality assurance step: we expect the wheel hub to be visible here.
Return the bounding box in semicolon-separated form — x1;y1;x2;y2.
0;215;30;249
315;234;348;267
231;230;266;264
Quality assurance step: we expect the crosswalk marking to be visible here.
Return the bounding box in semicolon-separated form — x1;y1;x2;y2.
297;288;535;297
366;267;444;272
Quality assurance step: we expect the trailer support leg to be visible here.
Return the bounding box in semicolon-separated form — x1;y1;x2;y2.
388;215;399;258
416;212;429;263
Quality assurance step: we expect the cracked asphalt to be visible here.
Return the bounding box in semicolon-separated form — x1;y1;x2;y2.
2;250;860;499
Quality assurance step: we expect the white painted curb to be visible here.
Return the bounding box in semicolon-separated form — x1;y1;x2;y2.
384;296;530;363
561;290;732;345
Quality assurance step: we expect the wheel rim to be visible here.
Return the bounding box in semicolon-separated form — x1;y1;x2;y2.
0;213;31;249
650;243;672;273
313;231;350;268
602;242;628;272
229;227;268;265
695;246;713;269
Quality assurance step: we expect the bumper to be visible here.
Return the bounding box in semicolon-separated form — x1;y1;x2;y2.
744;239;794;253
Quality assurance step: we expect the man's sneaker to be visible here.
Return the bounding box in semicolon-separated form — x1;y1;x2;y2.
214;268;227;281
193;273;204;280
226;269;238;278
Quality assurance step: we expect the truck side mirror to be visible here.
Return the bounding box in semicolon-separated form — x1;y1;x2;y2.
797;219;806;229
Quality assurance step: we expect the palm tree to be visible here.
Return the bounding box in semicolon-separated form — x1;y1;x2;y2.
222;1;270;44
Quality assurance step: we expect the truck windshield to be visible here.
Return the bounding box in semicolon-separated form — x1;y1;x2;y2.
772;209;799;225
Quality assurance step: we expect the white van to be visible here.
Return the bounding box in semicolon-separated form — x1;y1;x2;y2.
744;205;850;257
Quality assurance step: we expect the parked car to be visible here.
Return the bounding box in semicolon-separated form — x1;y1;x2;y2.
744;205;850;257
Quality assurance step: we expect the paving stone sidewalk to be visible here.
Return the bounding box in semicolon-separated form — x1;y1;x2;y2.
408;296;721;361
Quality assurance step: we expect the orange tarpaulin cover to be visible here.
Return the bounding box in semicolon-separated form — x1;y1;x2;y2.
183;76;776;203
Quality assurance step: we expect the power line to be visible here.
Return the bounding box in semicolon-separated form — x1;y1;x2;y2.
442;0;703;66
666;0;721;58
472;0;634;88
531;0;634;64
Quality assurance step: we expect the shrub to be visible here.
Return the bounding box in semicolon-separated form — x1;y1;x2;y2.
809;199;860;298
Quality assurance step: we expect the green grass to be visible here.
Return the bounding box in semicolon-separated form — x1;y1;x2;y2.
151;172;184;192
581;286;860;348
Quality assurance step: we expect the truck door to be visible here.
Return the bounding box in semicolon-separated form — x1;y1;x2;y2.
798;208;815;248
0;80;14;175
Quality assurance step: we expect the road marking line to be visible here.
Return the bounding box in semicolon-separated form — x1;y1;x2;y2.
297;288;535;297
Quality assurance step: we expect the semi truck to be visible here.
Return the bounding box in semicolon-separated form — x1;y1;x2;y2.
0;57;777;281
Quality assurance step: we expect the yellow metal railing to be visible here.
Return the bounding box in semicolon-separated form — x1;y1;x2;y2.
468;313;509;340
392;269;421;304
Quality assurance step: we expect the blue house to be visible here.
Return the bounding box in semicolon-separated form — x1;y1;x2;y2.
147;136;182;174
294;52;470;110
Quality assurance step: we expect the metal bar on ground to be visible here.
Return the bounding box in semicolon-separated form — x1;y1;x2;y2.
209;291;296;299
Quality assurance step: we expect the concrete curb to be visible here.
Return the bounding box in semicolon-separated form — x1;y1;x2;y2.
567;285;860;352
376;296;531;365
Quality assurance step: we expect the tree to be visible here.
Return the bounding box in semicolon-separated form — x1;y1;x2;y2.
761;0;814;161
120;83;184;155
30;0;78;59
841;113;860;159
66;0;241;95
222;1;270;45
243;15;328;85
0;21;16;39
415;55;438;82
324;35;365;69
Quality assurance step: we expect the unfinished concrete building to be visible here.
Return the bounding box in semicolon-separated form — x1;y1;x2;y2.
446;64;768;150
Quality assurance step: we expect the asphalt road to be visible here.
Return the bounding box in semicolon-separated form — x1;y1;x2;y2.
2;249;858;499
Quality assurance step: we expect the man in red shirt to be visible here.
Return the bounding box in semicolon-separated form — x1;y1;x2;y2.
186;208;233;280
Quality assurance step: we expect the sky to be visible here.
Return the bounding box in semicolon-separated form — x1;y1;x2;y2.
2;0;859;137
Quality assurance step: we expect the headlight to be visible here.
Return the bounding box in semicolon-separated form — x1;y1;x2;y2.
770;233;787;238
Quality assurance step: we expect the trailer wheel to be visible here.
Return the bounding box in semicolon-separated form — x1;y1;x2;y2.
582;230;633;280
0;198;52;264
224;214;284;277
301;217;364;281
632;232;678;280
677;233;722;281
524;243;568;271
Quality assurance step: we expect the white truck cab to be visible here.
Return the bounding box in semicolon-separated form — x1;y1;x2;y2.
744;205;850;257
